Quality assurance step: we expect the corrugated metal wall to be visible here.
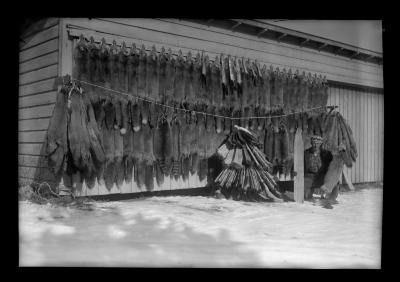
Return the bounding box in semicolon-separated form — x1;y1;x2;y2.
327;86;384;184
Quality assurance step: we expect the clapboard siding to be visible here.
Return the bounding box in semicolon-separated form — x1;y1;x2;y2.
20;24;59;51
18;155;47;168
19;51;59;74
19;64;58;85
19;104;55;120
19;166;55;181
328;85;384;184
19;78;57;97
18;131;47;143
65;18;383;88
19;18;60;187
19;91;57;108
21;18;59;40
20;38;59;63
19;118;51;132
18;143;44;156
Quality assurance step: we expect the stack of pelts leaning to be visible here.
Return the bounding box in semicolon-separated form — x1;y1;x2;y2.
47;34;332;193
321;110;358;167
214;125;283;202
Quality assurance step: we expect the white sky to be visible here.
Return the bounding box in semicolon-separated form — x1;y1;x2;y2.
258;20;383;53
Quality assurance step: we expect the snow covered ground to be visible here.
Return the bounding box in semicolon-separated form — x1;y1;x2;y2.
19;186;382;268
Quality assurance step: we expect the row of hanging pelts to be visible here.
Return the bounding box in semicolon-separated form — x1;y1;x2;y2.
47;34;335;191
74;34;329;120
47;80;351;192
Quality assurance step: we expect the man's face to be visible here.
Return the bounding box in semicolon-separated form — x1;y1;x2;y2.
311;140;322;150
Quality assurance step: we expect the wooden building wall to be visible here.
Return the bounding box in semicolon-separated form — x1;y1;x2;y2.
18;18;60;186
65;18;383;89
327;86;384;184
18;18;384;193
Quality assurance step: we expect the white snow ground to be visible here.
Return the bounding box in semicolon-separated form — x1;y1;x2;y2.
19;186;382;268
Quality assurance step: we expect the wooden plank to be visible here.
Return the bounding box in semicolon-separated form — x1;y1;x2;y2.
18;154;47;167
371;93;376;182
333;87;338;108
59;18;74;77
355;89;361;183
380;94;384;181
293;128;304;203
374;94;379;182
329;87;335;106
19;104;55;120
19;131;47;143
20;38;59;63
20;24;59;51
371;93;377;182
19;143;44;155
19;64;58;86
376;94;380;182
19;78;57;97
66;19;382;88
347;87;354;181
358;89;363;182
19;91;57;108
19;51;58;74
21;18;59;39
19;118;50;131
351;89;357;183
338;86;346;182
364;92;369;182
345;88;351;182
380;94;384;182
356;90;362;183
362;90;368;182
369;92;373;182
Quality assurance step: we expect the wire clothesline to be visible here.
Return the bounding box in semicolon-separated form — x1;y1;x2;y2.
70;77;337;120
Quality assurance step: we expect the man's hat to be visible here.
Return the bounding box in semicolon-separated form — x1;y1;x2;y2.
311;135;323;143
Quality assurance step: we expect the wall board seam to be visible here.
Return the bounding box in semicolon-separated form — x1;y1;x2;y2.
19;129;49;133
19;102;55;110
19;62;58;76
19;90;56;99
20;35;60;52
19;75;58;87
19;116;52;121
19;50;59;64
21;20;59;40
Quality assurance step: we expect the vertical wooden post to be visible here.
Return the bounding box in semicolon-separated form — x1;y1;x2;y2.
293;127;304;203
